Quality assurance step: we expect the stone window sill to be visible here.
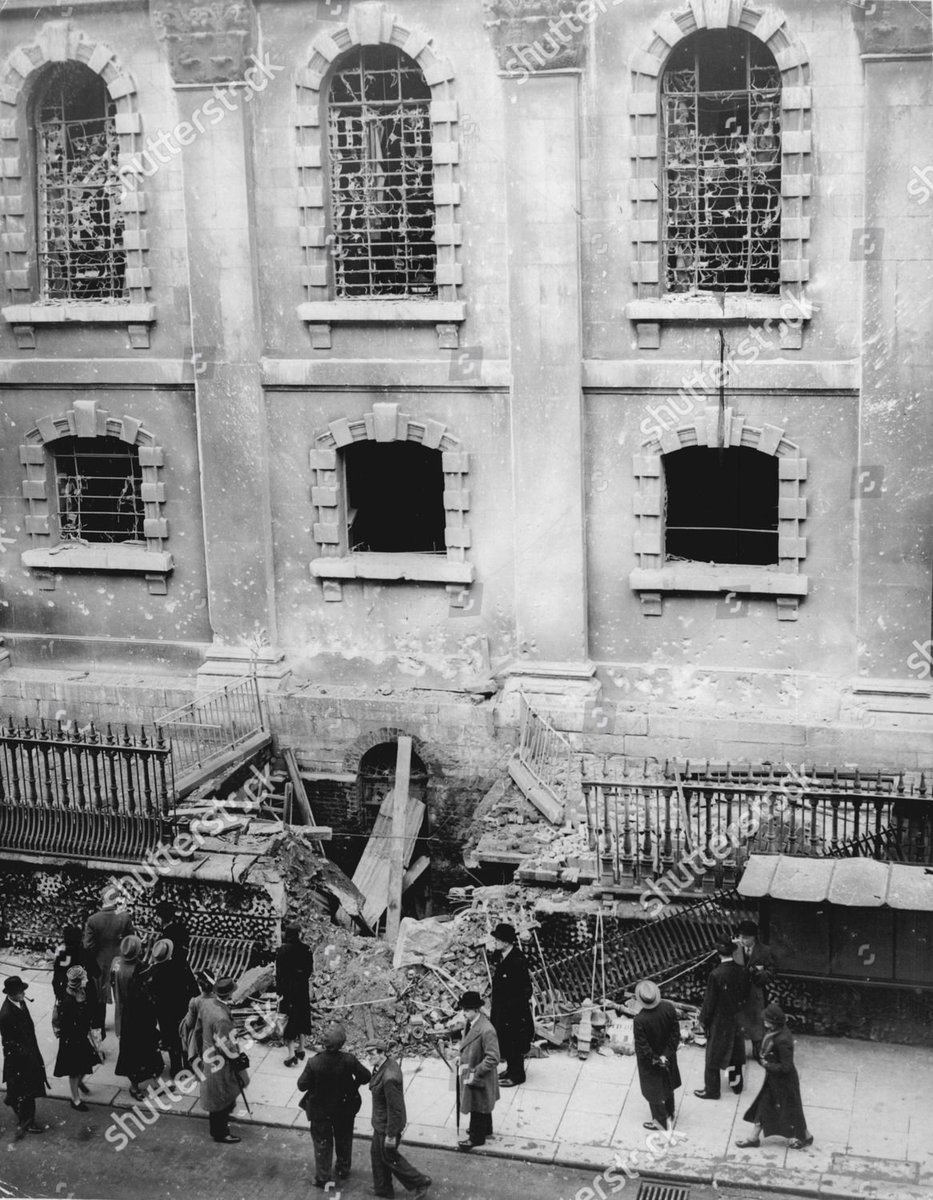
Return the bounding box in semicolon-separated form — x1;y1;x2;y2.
624;296;812;323
22;545;173;573
2;303;156;324
298;301;466;349
311;552;473;584
630;563;808;597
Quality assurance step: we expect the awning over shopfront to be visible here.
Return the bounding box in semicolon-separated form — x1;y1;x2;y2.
738;854;933;910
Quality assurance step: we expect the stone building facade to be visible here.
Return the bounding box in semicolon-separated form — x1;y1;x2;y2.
0;0;931;836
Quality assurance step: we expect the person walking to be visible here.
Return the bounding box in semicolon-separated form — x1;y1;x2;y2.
198;977;250;1145
52;966;100;1110
83;886;134;1039
297;1022;371;1187
736;1003;814;1150
180;971;214;1068
52;926;98;1005
735;920;777;1059
112;935;164;1101
455;991;500;1152
632;979;681;1130
147;938;196;1076
275;923;314;1067
0;976;48;1138
488;922;533;1087
367;1038;432;1200
694;939;747;1100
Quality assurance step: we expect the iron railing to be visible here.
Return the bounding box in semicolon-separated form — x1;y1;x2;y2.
155;676;265;780
582;761;933;886
0;717;173;861
517;692;575;814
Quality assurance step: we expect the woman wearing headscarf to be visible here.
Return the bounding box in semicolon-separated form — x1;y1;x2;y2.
52;966;100;1110
112;935;164;1101
147;938;195;1076
736;1003;814;1150
52;926;99;1006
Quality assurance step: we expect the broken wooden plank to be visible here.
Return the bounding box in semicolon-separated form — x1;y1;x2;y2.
508;753;564;824
351;789;425;929
386;737;412;944
402;854;430;892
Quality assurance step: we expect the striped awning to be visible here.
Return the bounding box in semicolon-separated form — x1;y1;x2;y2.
738;854;933;911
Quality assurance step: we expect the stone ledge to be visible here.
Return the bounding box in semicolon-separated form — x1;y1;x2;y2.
298;300;466;323
630;564;809;597
1;303;156;324
311;553;474;584
22;546;173;573
624;295;813;323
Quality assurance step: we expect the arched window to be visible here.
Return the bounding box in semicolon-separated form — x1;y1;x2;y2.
51;435;143;544
661;29;781;294
33;62;126;301
326;45;436;298
664;446;778;565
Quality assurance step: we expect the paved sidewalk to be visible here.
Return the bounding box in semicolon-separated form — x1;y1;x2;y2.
7;960;932;1200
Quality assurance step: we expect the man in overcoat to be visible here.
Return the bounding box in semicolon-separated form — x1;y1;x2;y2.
734;920;777;1059
297;1022;371;1187
0;977;48;1138
632;979;682;1130
455;991;500;1151
694;939;747;1100
83;885;134;1037
488;922;533;1086
198;977;250;1144
367;1038;432;1199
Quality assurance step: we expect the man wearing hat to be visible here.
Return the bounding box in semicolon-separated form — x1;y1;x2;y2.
198;977;251;1144
0;977;48;1138
734;920;777;1060
83;884;135;1038
113;936;164;1101
488;922;533;1087
632;980;682;1130
147;938;196;1076
367;1038;432;1199
455;992;500;1151
296;1022;371;1186
694;939;748;1100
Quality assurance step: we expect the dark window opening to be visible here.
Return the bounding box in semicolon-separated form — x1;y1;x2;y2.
345;441;445;554
52;436;143;544
35;63;126;301
327;45;436;298
664;446;778;565
662;29;781;294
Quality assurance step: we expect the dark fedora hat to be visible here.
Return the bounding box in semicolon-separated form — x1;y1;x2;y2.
2;976;28;995
458;991;484;1011
214;977;236;1000
716;938;737;958
491;923;517;944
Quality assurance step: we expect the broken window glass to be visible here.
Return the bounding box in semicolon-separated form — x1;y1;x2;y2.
327;46;437;298
53;437;144;544
344;441;445;553
664;446;778;565
662;30;782;294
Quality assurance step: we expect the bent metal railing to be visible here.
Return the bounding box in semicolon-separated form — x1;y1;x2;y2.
154;675;265;780
517;692;575;813
0;717;174;862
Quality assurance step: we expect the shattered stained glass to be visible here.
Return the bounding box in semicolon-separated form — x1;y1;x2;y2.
662;30;782;294
327;46;437;298
54;437;143;544
37;64;126;302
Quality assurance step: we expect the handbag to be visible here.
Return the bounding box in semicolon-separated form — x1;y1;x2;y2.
232;1052;250;1073
88;1029;103;1065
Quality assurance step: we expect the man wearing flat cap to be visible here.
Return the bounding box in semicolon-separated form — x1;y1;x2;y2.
0;977;48;1138
632;979;681;1130
694;939;747;1100
488;922;533;1087
367;1038;432;1199
297;1022;371;1187
455;992;500;1151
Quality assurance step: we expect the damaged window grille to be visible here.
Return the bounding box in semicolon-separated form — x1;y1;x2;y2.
662;30;781;294
52;436;144;544
327;45;436;298
664;446;778;566
344;441;445;554
35;62;126;301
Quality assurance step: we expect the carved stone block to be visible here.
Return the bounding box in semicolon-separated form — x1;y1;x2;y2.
151;1;254;84
483;0;587;72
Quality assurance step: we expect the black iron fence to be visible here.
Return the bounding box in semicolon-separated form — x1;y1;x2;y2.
0;717;174;862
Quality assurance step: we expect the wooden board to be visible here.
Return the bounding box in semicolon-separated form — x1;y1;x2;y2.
351;789;425;928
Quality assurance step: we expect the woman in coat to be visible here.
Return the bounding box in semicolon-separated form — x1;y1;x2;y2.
198;977;250;1144
455;991;500;1151
0;976;48;1138
147;938;197;1075
737;1004;813;1150
112;935;164;1100
53;966;100;1110
275;924;314;1066
179;971;214;1067
632;979;682;1130
52;926;99;1005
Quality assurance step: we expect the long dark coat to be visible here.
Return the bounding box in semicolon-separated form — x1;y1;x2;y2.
114;965;164;1084
458;1013;500;1116
490;946;534;1059
198;997;250;1114
736;941;777;1043
0;998;48;1107
83;909;134;1004
275;940;314;1039
744;1027;808;1139
296;1048;371;1120
633;1000;682;1105
148;958;197;1045
699;960;747;1071
53;992;100;1078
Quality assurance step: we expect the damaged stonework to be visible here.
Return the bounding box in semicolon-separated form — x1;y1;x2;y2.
483;0;589;72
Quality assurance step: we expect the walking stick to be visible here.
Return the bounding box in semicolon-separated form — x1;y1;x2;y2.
434;1036;459;1135
233;1065;252;1115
